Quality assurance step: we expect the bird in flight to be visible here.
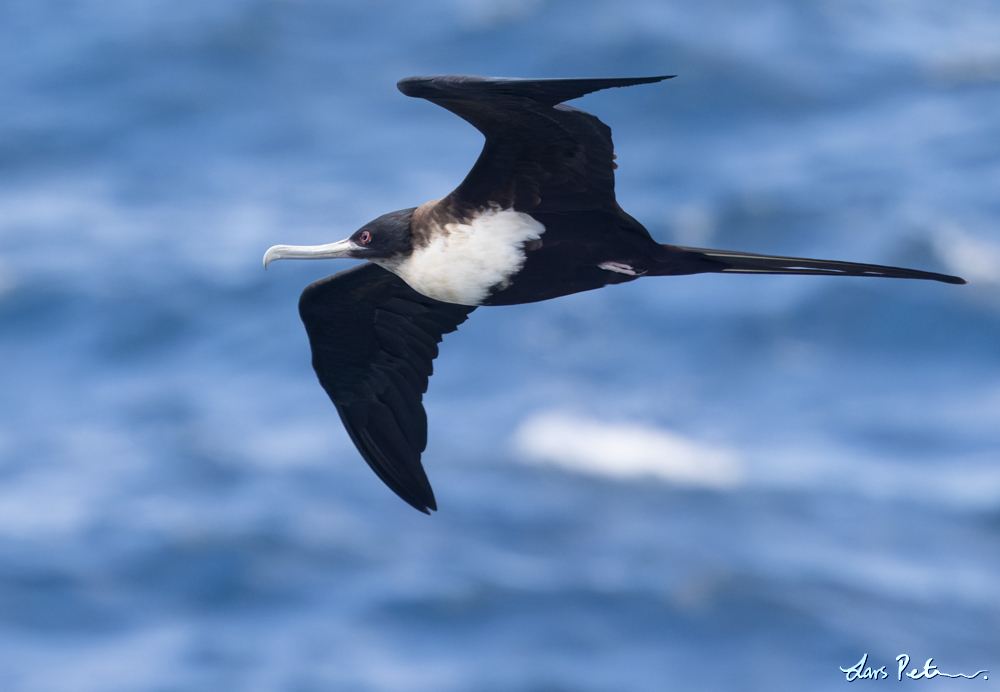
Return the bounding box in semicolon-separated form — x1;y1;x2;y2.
263;74;965;514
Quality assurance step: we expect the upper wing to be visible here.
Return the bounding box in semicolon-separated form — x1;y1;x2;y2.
398;74;673;215
299;262;476;513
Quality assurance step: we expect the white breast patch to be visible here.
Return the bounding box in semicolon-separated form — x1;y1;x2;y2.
383;207;545;306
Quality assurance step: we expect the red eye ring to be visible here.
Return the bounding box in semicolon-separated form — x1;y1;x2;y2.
360;231;371;244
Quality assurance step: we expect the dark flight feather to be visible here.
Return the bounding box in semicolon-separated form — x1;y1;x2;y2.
398;75;674;216
281;75;963;514
299;263;475;513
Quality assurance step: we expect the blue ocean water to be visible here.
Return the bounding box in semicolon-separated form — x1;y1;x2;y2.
1;1;999;689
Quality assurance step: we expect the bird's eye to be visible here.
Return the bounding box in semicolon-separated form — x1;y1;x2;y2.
360;231;371;244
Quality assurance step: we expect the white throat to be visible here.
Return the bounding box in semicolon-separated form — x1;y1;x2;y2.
380;207;545;306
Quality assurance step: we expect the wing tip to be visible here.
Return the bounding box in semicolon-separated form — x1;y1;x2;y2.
396;486;438;514
397;74;676;103
397;74;479;98
411;498;437;515
373;467;438;515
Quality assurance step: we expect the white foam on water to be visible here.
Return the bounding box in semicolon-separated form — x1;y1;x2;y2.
512;411;743;489
934;223;1000;285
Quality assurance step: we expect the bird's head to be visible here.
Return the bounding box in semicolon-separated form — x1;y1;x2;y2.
263;208;416;269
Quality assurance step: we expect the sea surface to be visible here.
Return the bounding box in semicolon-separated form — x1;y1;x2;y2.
1;1;999;690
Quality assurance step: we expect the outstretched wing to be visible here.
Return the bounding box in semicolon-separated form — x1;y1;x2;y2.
299;262;476;513
398;74;673;215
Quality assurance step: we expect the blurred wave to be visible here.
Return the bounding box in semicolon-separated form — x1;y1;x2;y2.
1;1;998;690
513;411;743;488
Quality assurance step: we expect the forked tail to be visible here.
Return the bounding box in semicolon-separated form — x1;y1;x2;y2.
668;245;966;285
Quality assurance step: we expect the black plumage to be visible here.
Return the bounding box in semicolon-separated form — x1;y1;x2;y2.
397;75;666;216
299;263;474;513
265;74;965;513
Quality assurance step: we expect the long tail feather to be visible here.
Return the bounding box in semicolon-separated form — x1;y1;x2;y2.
676;246;966;285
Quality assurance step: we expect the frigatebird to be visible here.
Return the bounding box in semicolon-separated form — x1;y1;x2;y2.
263;74;965;513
